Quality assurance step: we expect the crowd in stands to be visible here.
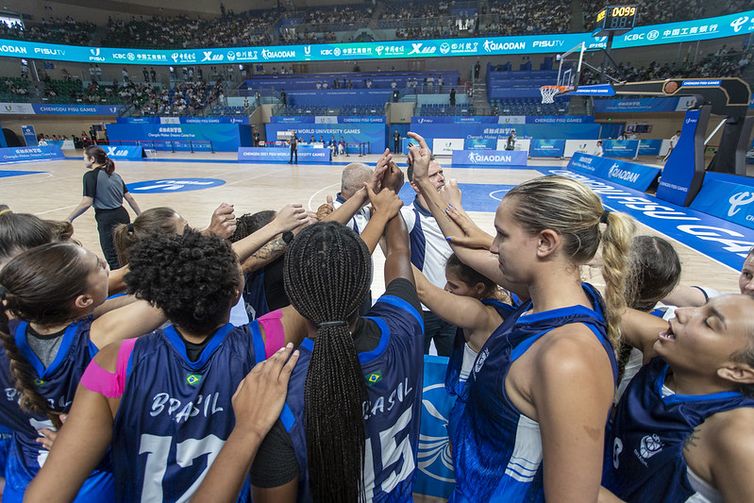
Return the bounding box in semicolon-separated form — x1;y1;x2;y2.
480;0;570;35
104;12;276;49
0;17;94;45
0;77;30;99
119;79;225;116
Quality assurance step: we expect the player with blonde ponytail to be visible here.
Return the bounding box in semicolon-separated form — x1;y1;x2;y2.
405;132;636;503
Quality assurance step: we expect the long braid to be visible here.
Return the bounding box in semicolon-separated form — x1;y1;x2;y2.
0;292;61;428
284;222;372;503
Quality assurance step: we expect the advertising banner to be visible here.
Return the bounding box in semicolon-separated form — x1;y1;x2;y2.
602;140;639;158
103;145;145;160
265;122;385;153
21;125;37;146
32;104;123;115
432;138;465;155
451;149;528;167
656;108;703;206
567;152;660;192
238;147;331;164
690;173;754;230
0;10;747;65
0;145;64;163
638;139;662;156
564;139;602;158
529;139;566;157
106;123;242;151
593;98;680;113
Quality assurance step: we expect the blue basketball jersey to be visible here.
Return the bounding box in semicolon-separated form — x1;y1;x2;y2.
603;357;754;502
243;269;269;321
111;322;266;503
445;298;518;399
450;283;618;503
0;318;113;502
281;294;425;502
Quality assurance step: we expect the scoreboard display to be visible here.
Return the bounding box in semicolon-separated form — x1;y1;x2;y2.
595;5;638;36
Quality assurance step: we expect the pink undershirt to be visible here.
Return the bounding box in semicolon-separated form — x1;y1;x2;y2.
80;310;286;398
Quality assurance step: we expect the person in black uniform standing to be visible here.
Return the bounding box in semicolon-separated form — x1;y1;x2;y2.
67;146;141;269
393;130;401;153
289;133;298;164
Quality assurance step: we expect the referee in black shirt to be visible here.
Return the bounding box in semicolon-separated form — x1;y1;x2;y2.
67;145;141;269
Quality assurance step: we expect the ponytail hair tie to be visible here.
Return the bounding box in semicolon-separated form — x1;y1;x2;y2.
317;320;348;328
0;209;11;217
600;210;611;225
127;223;135;233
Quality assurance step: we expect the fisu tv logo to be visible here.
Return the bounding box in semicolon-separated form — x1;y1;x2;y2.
728;191;754;217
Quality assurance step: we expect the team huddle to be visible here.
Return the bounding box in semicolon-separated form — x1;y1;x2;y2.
0;132;753;503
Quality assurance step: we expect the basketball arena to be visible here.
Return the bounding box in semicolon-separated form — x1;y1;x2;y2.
0;1;753;502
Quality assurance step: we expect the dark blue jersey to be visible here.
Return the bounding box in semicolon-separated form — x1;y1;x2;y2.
281;292;424;502
450;283;617;502
604;357;754;502
111;322;266;502
0;317;112;501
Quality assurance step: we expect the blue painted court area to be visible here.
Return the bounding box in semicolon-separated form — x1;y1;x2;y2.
397;182;515;212
0;170;45;178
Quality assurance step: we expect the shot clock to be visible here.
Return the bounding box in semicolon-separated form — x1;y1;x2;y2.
594;5;638;37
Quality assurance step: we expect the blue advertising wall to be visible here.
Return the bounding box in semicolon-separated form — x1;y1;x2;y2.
656;109;702;206
464;136;497;150
593;98;680;113
238;146;331;164
530;139;565;157
0;10;748;65
412;115;593;125
567;153;661;192
602;140;639;158
103;145;144;160
0;145;64;163
451;149;528;167
32;103;123;115
690;173;754;230
106;123;245;151
21;125;36;147
269;115;385;124
638;139;662;156
116;116;249;124
264;122;386;153
410;123;601;146
286;90;391;107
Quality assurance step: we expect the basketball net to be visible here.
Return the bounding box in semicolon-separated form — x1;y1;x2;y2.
540;85;567;104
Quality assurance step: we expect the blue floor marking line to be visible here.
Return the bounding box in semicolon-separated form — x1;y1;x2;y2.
535;167;753;272
0;170;45;178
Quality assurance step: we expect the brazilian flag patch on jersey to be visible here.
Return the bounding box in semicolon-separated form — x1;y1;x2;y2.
185;373;202;386
365;370;383;386
34;378;45;387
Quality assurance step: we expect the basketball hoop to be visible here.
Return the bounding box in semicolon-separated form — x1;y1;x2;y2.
540;85;568;104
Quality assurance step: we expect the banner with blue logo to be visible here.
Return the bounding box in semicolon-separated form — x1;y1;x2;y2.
0;145;64;163
103;145;144;160
567;153;661;192
32;103;123;115
464;136;497;150
116;116;248;124
21;125;37;147
238;147;331;164
530;139;565;157
638;139;662;156
106;123;243;151
410;123;601;149
269;115;385;124
525;116;594;124
265;122;385;153
593;98;680;113
656;109;703;206
414;355;455;499
0;10;748;65
286;90;391;107
602;140;639;158
451;149;528;167
690;173;754;230
413;116;500;124
127;178;226;193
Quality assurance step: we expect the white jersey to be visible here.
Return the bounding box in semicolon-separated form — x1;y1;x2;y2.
401;199;453;309
333;193;371;234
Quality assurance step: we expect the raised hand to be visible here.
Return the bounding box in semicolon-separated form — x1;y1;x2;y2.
440;179;463;210
406;132;432;180
315;194;335;221
445;206;494;250
365;183;403;221
383;160;405;193
206;202;237;239
369;148;393;193
274;203;308;232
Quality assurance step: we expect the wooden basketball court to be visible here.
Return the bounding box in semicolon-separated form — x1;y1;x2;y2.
0;152;741;296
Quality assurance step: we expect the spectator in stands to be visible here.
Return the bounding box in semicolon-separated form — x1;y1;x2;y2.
594;140;603;157
150;68;156;82
280;90;287;107
449;87;456;107
142;68;149;82
253;129;260;146
474;60;480;80
289;133;298;164
392;89;400;102
121;68;129;84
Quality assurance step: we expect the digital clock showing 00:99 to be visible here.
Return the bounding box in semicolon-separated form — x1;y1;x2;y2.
598;5;638;31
